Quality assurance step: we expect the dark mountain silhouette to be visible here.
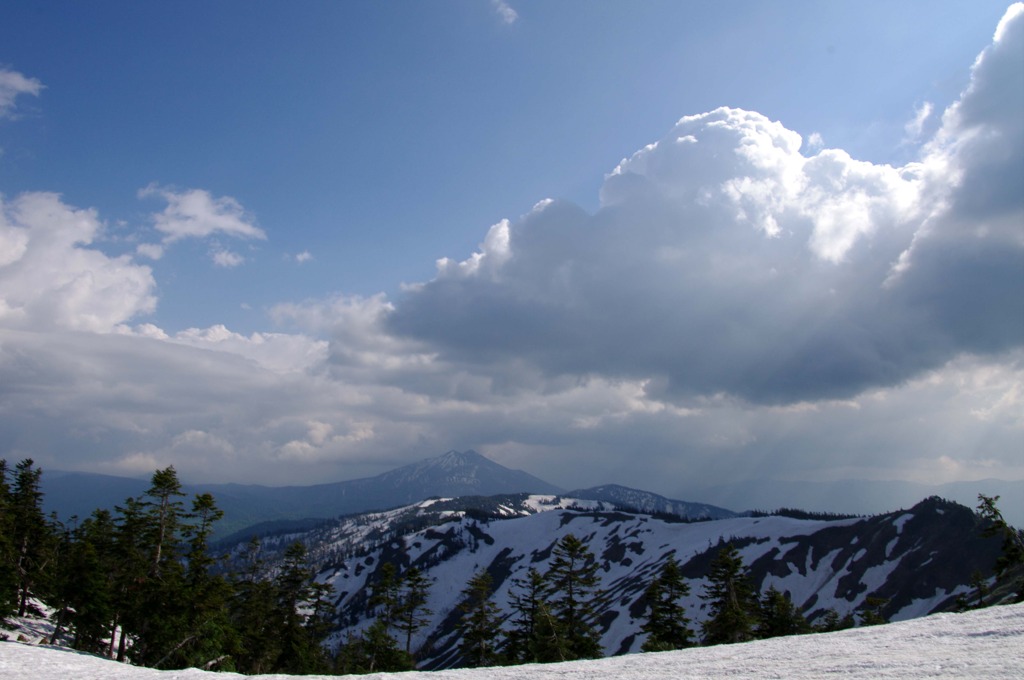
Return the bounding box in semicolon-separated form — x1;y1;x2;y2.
41;449;564;537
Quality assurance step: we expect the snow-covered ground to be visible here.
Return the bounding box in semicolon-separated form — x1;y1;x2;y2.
2;602;1021;679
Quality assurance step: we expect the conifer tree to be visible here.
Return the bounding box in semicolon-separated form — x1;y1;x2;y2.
640;556;693;651
540;533;604;661
111;496;151;661
978;494;1024;602
457;569;501;667
156;492;235;670
142;467;186;577
10;459;52;617
0;459;16;622
756;586;810;638
700;543;760;645
361;618;414;673
274;541;329;673
360;561;415;671
814;607;855;632
502;567;545;663
395;565;432;657
129;468;190;667
62;510;118;653
856;596;889;626
229;537;281;674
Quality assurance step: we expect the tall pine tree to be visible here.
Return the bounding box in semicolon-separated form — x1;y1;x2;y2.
700;543;760;645
756;586;810;638
456;569;501;667
640;556;693;651
539;533;604;661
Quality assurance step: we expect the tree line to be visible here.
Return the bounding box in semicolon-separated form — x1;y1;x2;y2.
2;459;1020;674
0;460;334;673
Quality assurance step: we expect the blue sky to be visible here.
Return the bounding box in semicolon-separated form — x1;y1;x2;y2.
2;0;1011;331
0;2;1021;511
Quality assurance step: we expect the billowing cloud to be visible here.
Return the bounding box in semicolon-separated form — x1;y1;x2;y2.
0;192;156;332
0;67;43;119
385;6;1023;406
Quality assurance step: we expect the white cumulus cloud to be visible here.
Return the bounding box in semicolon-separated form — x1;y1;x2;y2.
0;192;156;332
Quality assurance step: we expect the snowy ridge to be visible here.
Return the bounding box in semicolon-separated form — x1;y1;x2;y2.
566;484;736;520
2;603;1022;679
225;494;1002;668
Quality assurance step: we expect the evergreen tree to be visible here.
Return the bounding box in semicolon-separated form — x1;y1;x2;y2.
110;496;151;661
273;541;330;674
128;468;191;667
968;570;989;609
142;467;186;578
62;510;118;653
229;537;281;674
361;618;414;673
457;569;501;667
501;567;545;664
155;492;236;670
756;586;810;638
9;460;53;617
700;543;760;645
370;562;402;629
540;533;604;661
361;561;413;672
856;596;889;626
0;459;16;622
814;607;855;632
395;566;432;658
640;556;693;651
978;494;1024;602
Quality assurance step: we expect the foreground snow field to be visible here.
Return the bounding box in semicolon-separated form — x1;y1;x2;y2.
2;603;1022;680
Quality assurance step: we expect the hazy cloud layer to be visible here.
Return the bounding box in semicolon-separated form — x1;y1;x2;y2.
0;7;1021;495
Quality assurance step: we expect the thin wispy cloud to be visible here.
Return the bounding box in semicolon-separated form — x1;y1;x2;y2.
0;67;42;119
138;184;265;266
491;0;518;25
903;101;933;143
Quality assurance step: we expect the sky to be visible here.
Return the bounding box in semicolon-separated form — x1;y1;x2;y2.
0;2;1021;503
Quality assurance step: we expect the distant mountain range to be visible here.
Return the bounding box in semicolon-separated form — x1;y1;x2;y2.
223;493;1001;669
42;450;565;537
43;450;730;539
39;449;1022;540
683;477;1024;528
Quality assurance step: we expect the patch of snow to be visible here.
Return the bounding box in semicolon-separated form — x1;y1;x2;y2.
2;604;1022;679
893;513;914;534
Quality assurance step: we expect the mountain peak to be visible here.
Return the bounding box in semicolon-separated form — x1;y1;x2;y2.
432;449;486;468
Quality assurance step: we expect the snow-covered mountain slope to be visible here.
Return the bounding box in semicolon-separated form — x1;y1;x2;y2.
566;484;735;520
2;603;1022;679
229;493;1001;669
